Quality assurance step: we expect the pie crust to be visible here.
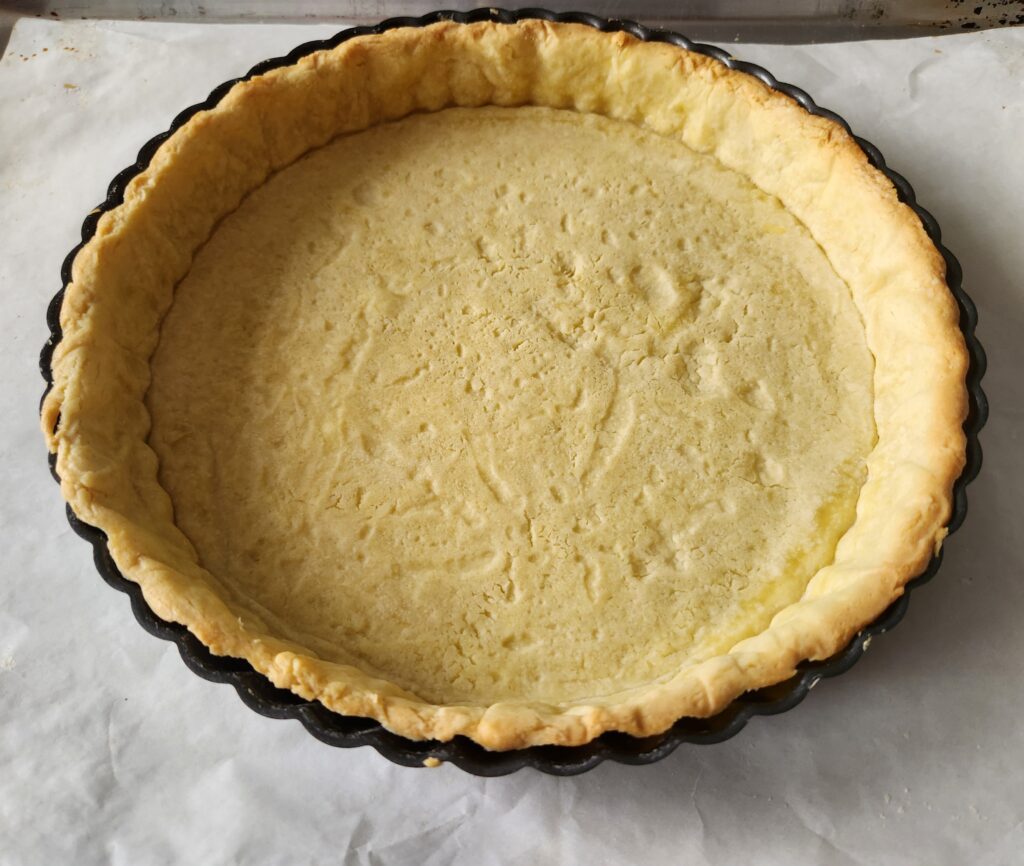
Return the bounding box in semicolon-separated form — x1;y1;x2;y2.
42;20;968;750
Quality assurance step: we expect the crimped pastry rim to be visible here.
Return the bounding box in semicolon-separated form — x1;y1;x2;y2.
40;16;971;751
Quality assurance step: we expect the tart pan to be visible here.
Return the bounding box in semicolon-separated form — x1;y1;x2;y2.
39;7;987;776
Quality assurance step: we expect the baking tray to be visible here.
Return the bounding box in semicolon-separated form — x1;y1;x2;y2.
6;0;1024;55
39;7;988;776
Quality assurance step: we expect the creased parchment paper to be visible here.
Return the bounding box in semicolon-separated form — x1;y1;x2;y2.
1;18;1022;866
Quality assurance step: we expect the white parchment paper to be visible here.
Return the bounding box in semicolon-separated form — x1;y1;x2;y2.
1;18;1022;865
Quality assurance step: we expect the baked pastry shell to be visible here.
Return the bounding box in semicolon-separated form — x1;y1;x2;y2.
39;9;987;773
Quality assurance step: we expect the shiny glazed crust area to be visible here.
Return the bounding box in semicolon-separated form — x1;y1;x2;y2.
42;20;968;749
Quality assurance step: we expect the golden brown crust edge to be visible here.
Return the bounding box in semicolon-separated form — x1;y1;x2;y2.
41;20;968;750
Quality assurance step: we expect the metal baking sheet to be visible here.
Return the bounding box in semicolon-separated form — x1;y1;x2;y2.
2;0;1024;56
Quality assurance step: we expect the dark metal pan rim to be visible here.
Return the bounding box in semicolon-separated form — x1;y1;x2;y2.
39;7;988;776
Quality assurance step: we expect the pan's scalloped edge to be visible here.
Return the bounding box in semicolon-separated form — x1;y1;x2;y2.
39;7;987;776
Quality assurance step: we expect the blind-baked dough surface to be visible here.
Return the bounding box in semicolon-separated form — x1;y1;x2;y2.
148;107;874;705
42;20;967;748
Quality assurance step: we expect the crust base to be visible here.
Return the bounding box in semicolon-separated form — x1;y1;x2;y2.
42;20;968;750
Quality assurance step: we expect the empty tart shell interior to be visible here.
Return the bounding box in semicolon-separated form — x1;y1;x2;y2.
42;20;967;750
